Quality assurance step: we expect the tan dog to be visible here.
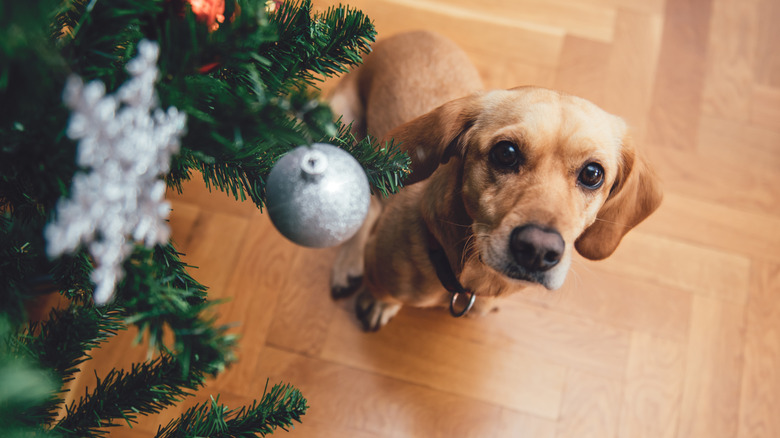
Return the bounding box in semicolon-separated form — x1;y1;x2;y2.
329;31;662;331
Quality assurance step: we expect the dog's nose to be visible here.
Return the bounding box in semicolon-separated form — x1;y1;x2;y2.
510;225;565;272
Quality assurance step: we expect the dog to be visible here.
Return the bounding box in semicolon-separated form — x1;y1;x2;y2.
328;31;662;331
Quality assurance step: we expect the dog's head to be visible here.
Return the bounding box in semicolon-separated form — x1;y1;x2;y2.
385;86;662;290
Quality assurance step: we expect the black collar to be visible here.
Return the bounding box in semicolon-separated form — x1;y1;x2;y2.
425;226;476;317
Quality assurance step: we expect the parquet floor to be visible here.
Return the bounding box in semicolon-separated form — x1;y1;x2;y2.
73;0;780;436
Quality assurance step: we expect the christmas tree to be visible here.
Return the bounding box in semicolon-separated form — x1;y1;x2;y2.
0;0;408;436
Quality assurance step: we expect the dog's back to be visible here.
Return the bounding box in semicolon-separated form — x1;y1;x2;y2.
329;31;483;140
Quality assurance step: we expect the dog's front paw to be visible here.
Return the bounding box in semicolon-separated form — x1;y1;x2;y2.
331;275;363;299
355;290;402;332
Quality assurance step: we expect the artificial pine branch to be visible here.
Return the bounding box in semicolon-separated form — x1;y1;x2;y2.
265;0;375;89
154;382;308;438
50;248;99;304
54;353;205;437
14;305;124;426
54;0;161;87
0;215;49;318
0;316;58;438
325;120;412;198
118;244;235;376
1;0;74;220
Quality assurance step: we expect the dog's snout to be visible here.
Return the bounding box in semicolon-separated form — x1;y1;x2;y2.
510;225;564;272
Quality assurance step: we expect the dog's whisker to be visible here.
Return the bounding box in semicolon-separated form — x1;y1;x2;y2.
567;264;584;293
459;233;482;268
592;217;630;228
562;257;599;303
436;218;473;229
569;256;598;279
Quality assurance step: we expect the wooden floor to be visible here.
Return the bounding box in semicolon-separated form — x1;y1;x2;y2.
74;0;780;437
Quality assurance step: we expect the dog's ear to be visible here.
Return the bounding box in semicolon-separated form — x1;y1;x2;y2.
575;136;663;260
382;94;480;185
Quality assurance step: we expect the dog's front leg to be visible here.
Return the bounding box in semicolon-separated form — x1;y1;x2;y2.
330;198;382;299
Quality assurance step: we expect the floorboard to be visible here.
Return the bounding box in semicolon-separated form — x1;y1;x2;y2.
70;1;780;436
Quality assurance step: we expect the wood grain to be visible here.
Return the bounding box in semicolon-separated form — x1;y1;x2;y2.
603;9;663;142
738;262;780;438
678;296;745;438
254;346;505;438
70;1;780;436
701;0;757;122
495;409;557;438
555;369;622;438
618;332;685;438
750;84;780;130
554;35;611;106
641;192;780;263
395;300;631;379
645;0;712;151
320;307;568;419
315;0;566;66
542;261;692;341
596;231;751;303
754;0;780;88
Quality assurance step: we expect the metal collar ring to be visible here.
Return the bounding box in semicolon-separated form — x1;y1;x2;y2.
449;290;476;317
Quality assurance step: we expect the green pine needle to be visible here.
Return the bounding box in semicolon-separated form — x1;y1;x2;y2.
14;305;124;426
117;244;235;377
54;353;205;437
0;316;59;437
326;119;412;198
154;381;308;438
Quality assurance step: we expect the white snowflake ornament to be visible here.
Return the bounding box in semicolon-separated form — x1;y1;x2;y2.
46;40;187;305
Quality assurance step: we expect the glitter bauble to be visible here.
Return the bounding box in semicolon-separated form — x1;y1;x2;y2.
265;143;370;248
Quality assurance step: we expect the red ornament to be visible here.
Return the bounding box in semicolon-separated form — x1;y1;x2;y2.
189;0;226;31
197;61;221;74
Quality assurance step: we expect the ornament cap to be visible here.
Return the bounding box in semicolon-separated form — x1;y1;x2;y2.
300;150;328;181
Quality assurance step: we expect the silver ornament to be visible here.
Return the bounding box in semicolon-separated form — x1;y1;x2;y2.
266;143;370;248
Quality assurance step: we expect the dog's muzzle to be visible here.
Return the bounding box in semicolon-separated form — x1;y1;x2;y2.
499;224;567;290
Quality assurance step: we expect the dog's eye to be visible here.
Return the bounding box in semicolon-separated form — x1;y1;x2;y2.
578;163;605;189
489;142;523;169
